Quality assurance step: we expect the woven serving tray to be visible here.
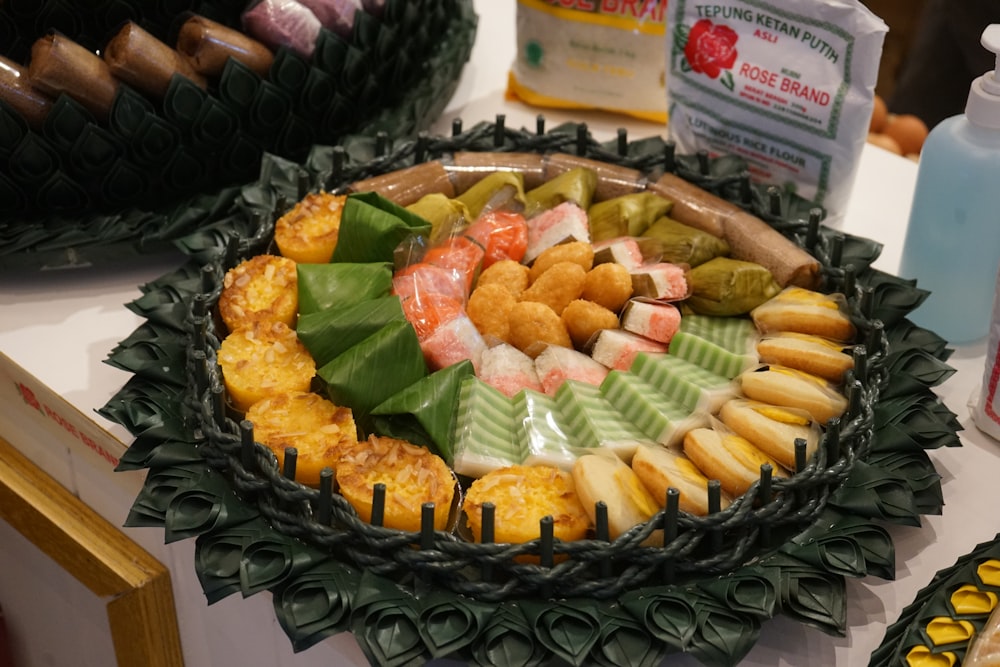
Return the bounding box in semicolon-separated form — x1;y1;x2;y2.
102;118;963;667
0;0;476;271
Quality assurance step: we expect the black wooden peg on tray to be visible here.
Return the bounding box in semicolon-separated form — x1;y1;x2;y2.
829;231;845;268
212;384;227;431
375;131;389;156
415;131;429;164
317;467;333;525
420;503;435;551
708;480;723;552
662;488;679;584
805;208;822;249
794;438;808;473
452;118;462;137
841;264;857;302
283;447;298;480
852;345;868;385
739;171;752;206
594;501;611;578
824;418;841;464
493;114;506;147
696;150;710;175
576;123;588;156
767;185;782;216
617;128;628;156
480;502;495;582
296;170;309;200
663;140;676;173
200;263;217;295
758;463;773;548
540;515;555;598
192;350;209;396
239;419;255;471
370;483;386;527
328;145;345;188
536;114;545;136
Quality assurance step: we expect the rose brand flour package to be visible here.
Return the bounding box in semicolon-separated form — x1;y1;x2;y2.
507;0;668;123
665;0;886;223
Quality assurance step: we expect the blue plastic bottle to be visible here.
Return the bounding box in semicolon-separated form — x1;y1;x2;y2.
899;25;1000;344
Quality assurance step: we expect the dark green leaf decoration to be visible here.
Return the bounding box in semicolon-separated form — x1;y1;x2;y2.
876;393;963;450
697;565;780;619
770;553;847;636
785;511;895;580
273;558;361;652
881;347;957;399
829;459;921;526
870;533;1000;667
124;462;215;528
240;532;333;597
165;469;260;543
589;604;668;667
417;590;497;659
687;595;761;667
471;603;549;667
860;269;930;328
865;449;943;516
520;598;603;667
351;571;429;667
195;518;273;605
619;587;698;651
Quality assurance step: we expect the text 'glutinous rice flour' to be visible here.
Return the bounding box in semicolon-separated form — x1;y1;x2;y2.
665;0;886;224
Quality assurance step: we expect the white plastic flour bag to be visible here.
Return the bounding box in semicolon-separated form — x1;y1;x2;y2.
665;0;886;223
507;0;668;123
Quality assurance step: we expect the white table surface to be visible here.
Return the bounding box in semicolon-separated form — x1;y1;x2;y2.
2;1;999;665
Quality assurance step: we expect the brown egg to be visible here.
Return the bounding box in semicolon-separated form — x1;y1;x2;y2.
869;94;888;133
883;114;929;155
866;132;902;155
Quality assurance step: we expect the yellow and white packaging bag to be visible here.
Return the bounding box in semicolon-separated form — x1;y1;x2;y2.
665;0;886;223
507;0;668;123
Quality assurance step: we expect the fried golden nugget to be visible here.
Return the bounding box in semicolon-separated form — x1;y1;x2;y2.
519;261;586;315
528;241;595;282
562;299;619;348
508;301;572;358
476;259;531;296
467;283;517;343
582;262;634;313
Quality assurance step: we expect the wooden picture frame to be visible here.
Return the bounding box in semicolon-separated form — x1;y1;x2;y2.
0;436;183;667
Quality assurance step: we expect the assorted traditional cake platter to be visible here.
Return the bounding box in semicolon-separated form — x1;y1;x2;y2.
102;119;962;666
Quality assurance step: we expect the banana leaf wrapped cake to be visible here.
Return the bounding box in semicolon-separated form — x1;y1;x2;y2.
102;120;962;667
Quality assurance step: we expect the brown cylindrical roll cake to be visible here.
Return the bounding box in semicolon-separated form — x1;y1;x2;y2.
176;14;275;79
104;21;208;100
349;161;457;206
28;33;120;122
0;56;54;130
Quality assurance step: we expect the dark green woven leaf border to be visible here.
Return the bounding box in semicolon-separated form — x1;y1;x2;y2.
0;0;476;271
100;120;963;667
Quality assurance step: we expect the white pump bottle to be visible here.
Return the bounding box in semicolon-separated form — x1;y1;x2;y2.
898;24;1000;344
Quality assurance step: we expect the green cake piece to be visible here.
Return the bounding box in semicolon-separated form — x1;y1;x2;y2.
630;353;737;414
554;380;652;462
452;377;523;478
672;314;760;378
515;390;578;470
599;371;707;447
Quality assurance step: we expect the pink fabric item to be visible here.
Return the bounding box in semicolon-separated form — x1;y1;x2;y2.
242;0;321;59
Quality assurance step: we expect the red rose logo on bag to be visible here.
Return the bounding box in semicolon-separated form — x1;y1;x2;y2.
679;18;738;91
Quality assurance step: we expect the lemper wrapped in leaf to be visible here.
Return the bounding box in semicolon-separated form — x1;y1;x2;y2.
643;216;730;268
331;192;432;264
523;166;597;218
406;192;472;245
296;262;393;315
297;295;405;368
589;192;672;242
455;171;526;219
318;319;427;424
685;257;782;316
